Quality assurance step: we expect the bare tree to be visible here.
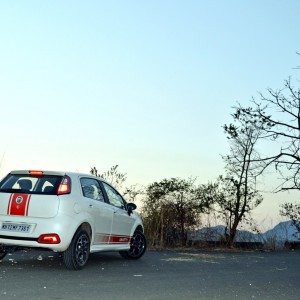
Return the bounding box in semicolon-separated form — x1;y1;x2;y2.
293;51;300;69
237;78;300;191
236;79;300;234
123;184;144;203
280;202;300;232
91;165;126;190
90;165;143;203
218;107;264;244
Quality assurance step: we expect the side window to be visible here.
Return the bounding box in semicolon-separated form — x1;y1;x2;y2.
80;178;104;202
102;182;125;209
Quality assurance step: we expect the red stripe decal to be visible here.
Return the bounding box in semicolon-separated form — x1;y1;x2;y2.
109;235;131;244
95;233;131;245
7;193;31;216
7;194;14;214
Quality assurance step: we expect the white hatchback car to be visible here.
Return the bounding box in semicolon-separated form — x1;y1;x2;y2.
0;170;146;270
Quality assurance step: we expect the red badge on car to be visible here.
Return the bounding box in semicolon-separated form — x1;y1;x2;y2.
7;193;31;216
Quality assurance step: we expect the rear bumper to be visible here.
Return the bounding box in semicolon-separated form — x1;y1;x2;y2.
0;214;78;252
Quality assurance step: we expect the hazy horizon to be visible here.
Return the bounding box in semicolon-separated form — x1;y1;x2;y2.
1;0;300;227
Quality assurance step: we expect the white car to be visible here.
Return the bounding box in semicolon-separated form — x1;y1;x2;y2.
0;170;146;270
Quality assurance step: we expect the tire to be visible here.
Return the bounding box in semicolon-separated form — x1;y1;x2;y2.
119;230;147;260
0;245;7;261
0;251;7;260
63;230;90;270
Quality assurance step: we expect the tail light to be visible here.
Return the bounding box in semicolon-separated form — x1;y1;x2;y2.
57;175;71;195
38;233;61;244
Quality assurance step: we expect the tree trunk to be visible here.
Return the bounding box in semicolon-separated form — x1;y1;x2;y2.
228;219;239;246
180;216;186;246
160;208;164;249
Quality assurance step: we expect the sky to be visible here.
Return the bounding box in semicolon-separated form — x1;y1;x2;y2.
0;1;300;226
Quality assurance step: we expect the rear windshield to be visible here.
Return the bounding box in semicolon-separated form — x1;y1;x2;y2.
0;174;63;195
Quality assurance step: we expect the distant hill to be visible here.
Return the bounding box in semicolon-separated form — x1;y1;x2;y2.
263;221;300;242
188;221;300;244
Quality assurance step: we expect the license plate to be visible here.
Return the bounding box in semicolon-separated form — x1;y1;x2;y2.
1;223;31;233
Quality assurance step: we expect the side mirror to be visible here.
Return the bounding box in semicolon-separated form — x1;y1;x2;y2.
126;202;137;215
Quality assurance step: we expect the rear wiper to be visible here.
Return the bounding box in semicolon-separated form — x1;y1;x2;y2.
0;188;36;194
0;188;17;193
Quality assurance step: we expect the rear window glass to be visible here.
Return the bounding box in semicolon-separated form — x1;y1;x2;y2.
0;174;63;195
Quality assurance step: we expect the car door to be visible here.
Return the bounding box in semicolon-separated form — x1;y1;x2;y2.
80;177;114;245
101;182;135;244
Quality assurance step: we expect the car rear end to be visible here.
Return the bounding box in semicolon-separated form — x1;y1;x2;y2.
0;170;75;252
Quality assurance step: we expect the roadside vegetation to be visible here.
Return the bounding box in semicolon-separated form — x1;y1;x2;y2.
91;72;300;249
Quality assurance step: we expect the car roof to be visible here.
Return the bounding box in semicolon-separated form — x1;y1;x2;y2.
9;170;109;184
